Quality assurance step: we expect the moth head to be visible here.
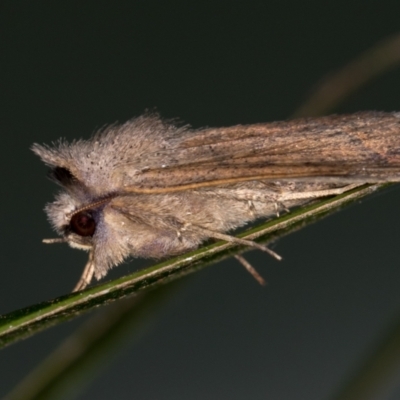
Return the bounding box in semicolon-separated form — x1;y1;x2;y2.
32;144;98;244
42;181;128;281
44;185;101;252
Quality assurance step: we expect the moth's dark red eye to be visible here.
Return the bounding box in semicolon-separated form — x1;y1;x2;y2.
70;211;96;237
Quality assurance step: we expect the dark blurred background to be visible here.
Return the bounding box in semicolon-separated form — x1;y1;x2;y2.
2;1;400;399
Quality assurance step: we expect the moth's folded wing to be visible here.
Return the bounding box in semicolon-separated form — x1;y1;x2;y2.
119;112;400;192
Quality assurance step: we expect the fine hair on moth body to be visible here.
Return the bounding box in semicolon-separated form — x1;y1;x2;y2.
33;111;400;291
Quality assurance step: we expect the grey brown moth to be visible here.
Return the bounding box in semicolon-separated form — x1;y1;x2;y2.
33;112;400;291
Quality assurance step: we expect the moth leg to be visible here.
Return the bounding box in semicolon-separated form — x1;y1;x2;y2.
247;200;256;217
234;254;266;286
273;201;290;217
176;230;183;242
187;224;282;261
249;192;289;217
73;251;95;292
277;201;290;214
279;183;361;202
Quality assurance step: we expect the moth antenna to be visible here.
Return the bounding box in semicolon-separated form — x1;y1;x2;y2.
68;196;114;218
73;251;95;292
43;238;67;244
234;255;266;286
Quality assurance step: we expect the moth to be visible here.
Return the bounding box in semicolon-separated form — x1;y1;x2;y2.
33;111;400;291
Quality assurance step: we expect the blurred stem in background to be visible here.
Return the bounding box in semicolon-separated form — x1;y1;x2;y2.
3;287;177;400
331;318;400;400
292;32;400;118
